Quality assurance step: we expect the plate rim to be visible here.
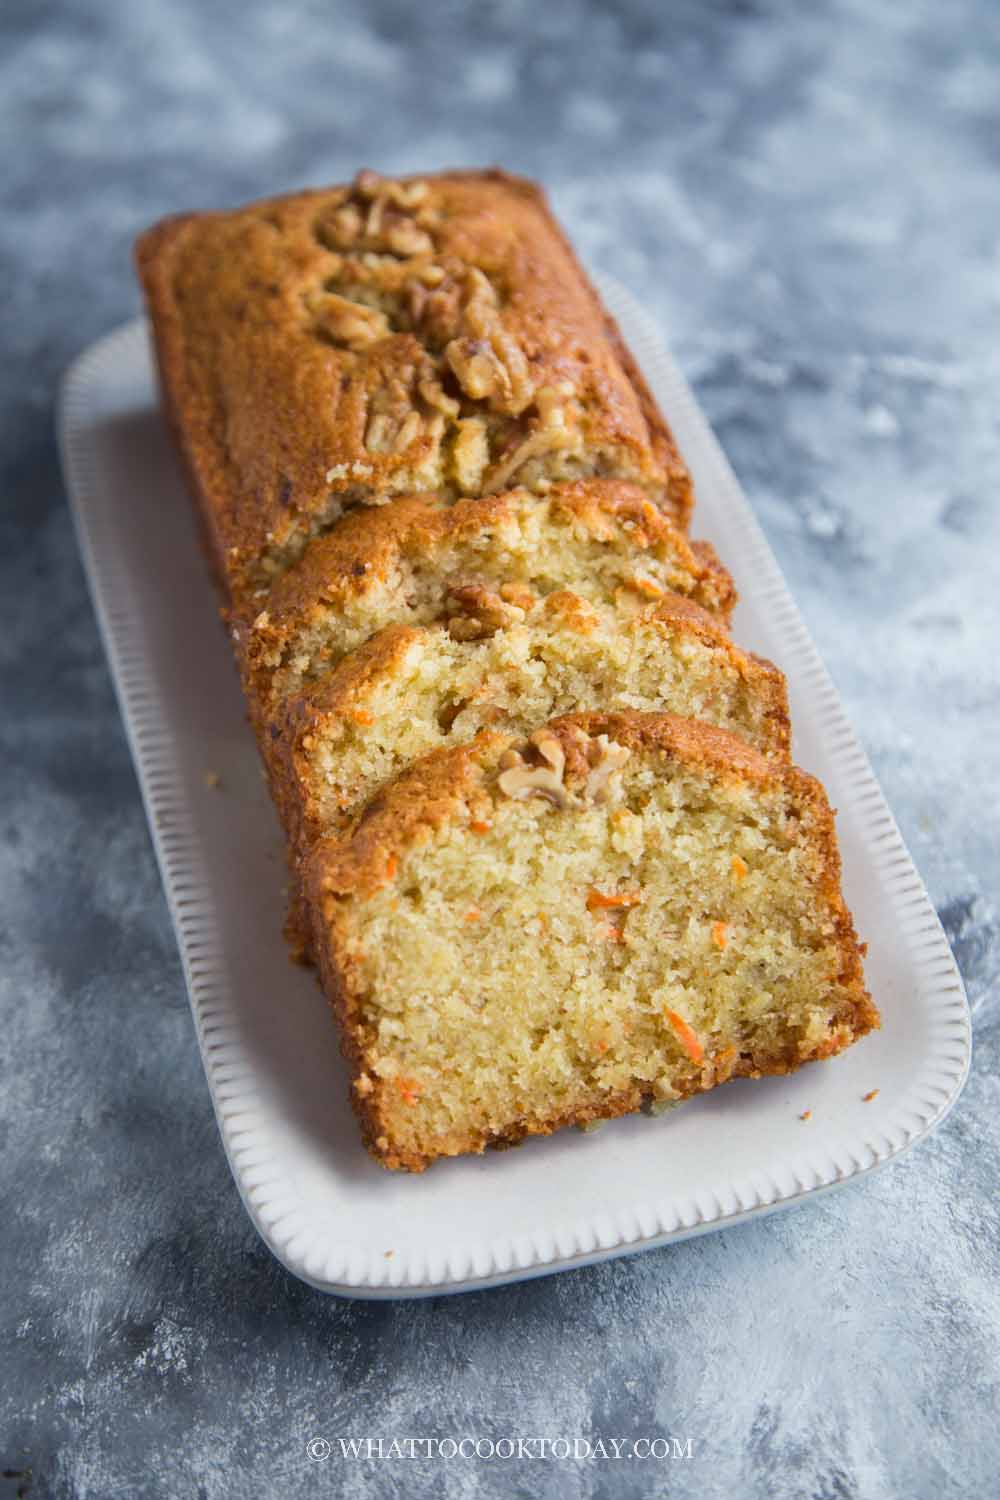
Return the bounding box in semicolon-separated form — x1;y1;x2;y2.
56;298;972;1298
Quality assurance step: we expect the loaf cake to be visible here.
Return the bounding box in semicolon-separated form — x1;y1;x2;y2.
305;713;877;1171
137;167;876;1173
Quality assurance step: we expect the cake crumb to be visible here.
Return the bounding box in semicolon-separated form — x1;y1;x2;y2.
799;1109;812;1121
203;770;221;789
384;1250;395;1259
862;1089;880;1103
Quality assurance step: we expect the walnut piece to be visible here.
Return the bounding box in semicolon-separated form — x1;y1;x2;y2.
450;416;489;492
313;292;390;350
354;172;429;211
531;730;566;778
446;582;525;640
324;202;364;248
385;220;434;257
496;731;568;808
483;384;584;493
365;407;424;456
583;734;632;805
496;729;631;810
320;173;436;261
443;269;535;417
394;410;423;452
419;375;460;420
445;339;500;401
353;169;383;200
497;760;568;807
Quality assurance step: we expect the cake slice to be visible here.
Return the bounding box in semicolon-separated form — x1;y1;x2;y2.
305;712;877;1171
234;479;733;720
266;593;790;866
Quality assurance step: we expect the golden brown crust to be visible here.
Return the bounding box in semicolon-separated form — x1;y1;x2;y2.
304;711;876;1171
137;215;237;598
136;169;693;606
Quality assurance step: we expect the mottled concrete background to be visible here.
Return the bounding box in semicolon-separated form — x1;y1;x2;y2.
2;1;998;1496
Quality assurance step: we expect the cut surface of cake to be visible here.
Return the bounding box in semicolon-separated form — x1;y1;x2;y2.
305;712;877;1171
266;594;790;863
234;480;732;718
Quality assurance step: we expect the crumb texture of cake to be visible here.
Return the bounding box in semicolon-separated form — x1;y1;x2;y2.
306;714;877;1172
136;169;692;603
267;592;789;861
235;480;732;718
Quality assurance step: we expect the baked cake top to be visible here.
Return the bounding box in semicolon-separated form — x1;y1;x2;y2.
136;169;692;600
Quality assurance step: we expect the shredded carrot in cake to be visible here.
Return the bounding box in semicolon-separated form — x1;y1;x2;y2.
711;920;729;950
470;819;492;835
587;887;642;911
351;708;374;726
463;906;482;923
394;1076;422;1105
663;1008;704;1064
625;574;666;599
731;854;748;882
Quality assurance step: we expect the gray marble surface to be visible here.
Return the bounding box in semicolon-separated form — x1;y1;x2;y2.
2;1;998;1496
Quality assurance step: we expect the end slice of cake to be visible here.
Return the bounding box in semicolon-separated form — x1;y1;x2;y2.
136;169;693;605
305;712;878;1171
